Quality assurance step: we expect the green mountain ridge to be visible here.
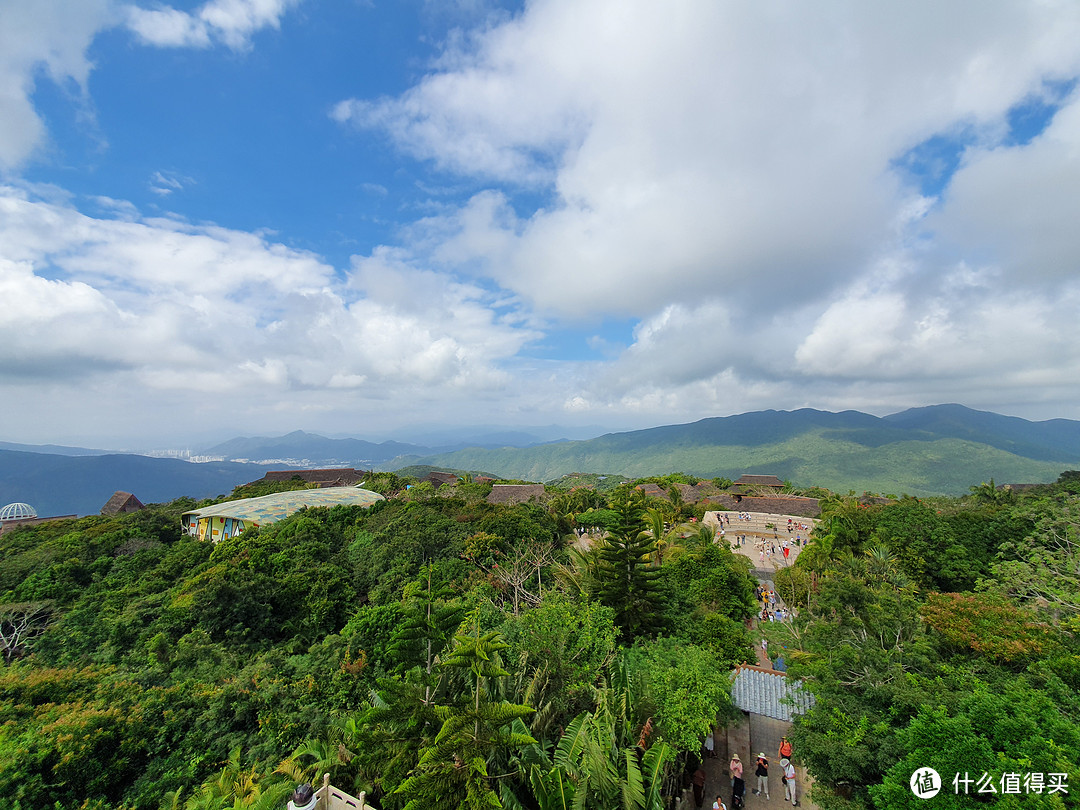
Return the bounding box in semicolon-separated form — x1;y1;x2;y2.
385;407;1080;495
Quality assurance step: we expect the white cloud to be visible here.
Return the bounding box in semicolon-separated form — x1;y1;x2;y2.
339;0;1080;325
149;170;193;196
0;185;548;440
929;91;1080;283
0;0;299;174
325;0;1080;424
0;0;114;170
125;0;301;50
7;0;1080;444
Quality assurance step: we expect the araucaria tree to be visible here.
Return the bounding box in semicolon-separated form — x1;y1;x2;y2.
596;493;663;639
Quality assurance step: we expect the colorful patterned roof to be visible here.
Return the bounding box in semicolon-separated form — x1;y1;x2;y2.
183;485;383;525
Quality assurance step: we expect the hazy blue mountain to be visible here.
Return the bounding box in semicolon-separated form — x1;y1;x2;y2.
0;450;273;517
202;430;429;464
0;441;114;456
200;426;604;465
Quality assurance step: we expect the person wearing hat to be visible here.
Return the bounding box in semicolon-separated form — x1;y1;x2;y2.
781;758;797;806
754;752;770;799
288;784;317;810
729;754;745;808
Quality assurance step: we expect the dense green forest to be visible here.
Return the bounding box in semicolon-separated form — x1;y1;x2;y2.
0;470;1077;809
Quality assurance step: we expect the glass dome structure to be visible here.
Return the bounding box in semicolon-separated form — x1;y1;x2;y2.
0;502;37;521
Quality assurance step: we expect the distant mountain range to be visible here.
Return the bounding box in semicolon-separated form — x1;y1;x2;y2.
3;405;1078;515
0;441;115;457
199;427;591;466
202;430;430;465
384;405;1080;496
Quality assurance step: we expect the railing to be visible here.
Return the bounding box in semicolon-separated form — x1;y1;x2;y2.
315;774;370;810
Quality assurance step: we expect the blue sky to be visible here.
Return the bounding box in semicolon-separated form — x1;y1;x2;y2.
2;0;1080;449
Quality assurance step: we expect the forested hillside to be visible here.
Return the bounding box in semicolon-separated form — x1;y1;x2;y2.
0;471;1077;809
387;406;1080;495
772;473;1080;809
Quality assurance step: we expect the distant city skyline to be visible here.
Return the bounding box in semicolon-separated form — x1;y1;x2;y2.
3;0;1080;447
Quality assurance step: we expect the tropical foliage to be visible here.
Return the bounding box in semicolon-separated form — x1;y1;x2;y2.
4;470;1078;809
772;480;1080;809
0;473;753;809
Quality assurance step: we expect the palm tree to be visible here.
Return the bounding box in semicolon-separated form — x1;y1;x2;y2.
554;544;605;600
969;479;1011;505
278;731;353;790
817;494;867;553
864;543;909;588
687;523;716;552
666;484;687;519
171;747;293;810
640;507;697;566
526;659;671;810
795;531;842;574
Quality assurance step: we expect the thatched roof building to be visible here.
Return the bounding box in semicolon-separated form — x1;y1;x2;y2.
487;484;546;505
425;471;460;489
101;491;144;516
260;468;367;487
713;493;821;517
732;474;786;493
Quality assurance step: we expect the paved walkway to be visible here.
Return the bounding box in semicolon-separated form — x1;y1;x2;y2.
704;511;817;574
679;526;818;810
683;714;817;810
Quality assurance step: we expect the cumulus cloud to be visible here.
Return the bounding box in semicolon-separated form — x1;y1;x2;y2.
7;0;1080;444
928;90;1080;283
0;0;300;174
0;185;545;440
339;0;1080;317
125;0;301;50
331;0;1080;422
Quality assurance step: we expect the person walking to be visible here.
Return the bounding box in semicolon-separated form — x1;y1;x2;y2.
781;758;797;806
730;754;745;809
778;736;792;761
754;753;770;799
692;767;707;808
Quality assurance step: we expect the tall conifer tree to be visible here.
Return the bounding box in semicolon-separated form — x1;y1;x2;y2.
597;492;663;639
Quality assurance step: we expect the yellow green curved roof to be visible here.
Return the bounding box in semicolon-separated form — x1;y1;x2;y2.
183;485;384;525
